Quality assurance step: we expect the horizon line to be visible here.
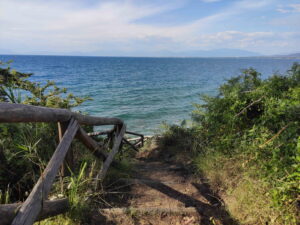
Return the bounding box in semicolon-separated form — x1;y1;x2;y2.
1;53;300;59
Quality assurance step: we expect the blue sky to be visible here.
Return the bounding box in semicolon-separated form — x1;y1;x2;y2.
0;0;299;56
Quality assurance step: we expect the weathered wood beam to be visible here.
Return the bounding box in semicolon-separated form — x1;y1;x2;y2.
76;127;108;160
133;139;143;147
0;103;123;125
12;118;79;225
95;124;126;183
76;128;123;169
122;138;139;152
125;131;144;147
127;136;152;142
0;198;69;225
58;122;73;176
87;129;114;136
125;131;143;137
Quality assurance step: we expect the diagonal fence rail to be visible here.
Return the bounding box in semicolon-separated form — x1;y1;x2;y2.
0;103;144;225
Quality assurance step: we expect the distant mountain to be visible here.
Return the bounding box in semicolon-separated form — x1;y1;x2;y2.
83;48;261;57
0;48;263;58
283;53;300;57
265;52;300;58
176;48;261;57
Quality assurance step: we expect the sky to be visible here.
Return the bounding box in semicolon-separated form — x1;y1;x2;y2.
0;0;300;56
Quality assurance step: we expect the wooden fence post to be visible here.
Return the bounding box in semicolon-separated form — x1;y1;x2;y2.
12;118;79;225
58;122;74;176
94;124;126;189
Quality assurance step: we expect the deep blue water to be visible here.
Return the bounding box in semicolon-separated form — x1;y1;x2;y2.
0;55;299;134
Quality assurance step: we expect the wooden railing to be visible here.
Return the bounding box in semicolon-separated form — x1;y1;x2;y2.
88;130;145;152
0;103;144;225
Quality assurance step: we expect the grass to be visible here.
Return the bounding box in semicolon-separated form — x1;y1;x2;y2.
0;187;10;204
194;152;298;224
36;156;134;224
35;215;77;225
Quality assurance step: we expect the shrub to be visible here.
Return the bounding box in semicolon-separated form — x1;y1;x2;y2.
161;63;300;222
0;61;90;201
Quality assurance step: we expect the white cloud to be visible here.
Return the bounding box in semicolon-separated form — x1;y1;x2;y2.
188;31;292;50
277;3;300;13
0;0;298;55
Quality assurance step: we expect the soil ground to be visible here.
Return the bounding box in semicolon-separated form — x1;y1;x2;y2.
92;139;238;225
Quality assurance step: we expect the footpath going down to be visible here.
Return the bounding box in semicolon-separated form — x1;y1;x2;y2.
92;140;238;225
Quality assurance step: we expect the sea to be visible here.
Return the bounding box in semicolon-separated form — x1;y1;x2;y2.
0;55;299;135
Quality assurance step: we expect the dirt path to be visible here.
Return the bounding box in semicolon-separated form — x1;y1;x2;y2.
92;142;238;225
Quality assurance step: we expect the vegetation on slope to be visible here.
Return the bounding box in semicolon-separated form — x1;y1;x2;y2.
1;60;299;224
0;61;89;202
0;61;133;224
160;63;300;224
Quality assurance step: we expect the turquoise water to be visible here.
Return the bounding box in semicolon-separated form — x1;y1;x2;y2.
0;55;299;134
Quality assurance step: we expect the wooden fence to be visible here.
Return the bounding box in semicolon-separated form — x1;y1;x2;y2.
0;103;144;225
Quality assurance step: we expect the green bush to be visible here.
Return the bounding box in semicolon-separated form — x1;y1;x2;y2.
161;63;300;221
192;63;299;205
0;61;89;202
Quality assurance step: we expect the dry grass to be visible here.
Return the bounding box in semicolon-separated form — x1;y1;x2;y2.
194;152;296;225
35;215;77;225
